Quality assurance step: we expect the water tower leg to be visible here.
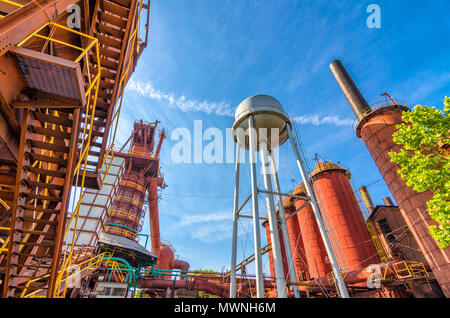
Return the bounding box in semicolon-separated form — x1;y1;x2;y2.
248;115;265;298
286;125;350;298
269;150;300;298
230;144;240;298
259;139;288;298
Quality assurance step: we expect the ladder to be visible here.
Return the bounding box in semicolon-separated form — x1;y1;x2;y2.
2;108;80;297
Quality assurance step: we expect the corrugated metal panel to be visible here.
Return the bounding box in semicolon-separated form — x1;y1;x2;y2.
65;155;126;249
15;54;80;100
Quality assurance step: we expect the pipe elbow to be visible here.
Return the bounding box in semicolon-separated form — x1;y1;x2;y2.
174;259;190;272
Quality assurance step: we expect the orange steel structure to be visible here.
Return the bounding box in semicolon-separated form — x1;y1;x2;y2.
0;0;151;297
263;197;309;283
282;196;309;282
262;217;289;281
330;59;450;297
106;120;164;242
310;160;379;271
106;120;189;279
294;183;332;278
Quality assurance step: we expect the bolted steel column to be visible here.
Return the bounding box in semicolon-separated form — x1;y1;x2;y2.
259;139;287;298
248;115;265;298
230;144;240;298
286;125;350;298
269;150;300;298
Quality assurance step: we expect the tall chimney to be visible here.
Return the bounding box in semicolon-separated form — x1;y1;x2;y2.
383;197;394;206
359;186;374;214
329;60;371;121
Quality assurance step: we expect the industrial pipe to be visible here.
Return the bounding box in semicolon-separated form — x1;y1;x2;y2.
329;60;371;121
306;259;400;289
174;259;190;280
148;179;160;253
359;186;375;214
383;197;394;206
136;277;229;298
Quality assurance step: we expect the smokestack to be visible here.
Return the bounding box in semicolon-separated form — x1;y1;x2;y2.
383;197;394;206
329;60;372;121
359;186;374;213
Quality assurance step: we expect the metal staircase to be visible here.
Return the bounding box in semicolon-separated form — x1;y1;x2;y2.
0;0;150;298
2;108;80;297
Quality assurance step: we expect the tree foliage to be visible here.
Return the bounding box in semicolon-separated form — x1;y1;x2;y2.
389;97;450;247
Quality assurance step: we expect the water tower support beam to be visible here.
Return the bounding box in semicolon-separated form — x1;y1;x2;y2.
269;150;300;298
259;139;288;298
286;125;350;298
248;115;265;298
230;144;240;298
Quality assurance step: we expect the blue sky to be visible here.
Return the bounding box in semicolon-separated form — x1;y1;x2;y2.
114;0;450;273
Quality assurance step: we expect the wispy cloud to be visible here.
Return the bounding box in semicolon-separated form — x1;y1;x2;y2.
127;79;235;117
177;210;232;227
169;210;233;243
292;115;354;127
128;79;354;127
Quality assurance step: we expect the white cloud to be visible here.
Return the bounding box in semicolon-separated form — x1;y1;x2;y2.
127;79;235;117
127;79;354;127
167;210;234;243
292;114;354;127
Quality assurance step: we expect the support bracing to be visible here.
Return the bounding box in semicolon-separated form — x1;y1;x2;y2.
259;139;287;298
269;150;300;298
286;125;350;298
230;144;240;298
248;115;264;298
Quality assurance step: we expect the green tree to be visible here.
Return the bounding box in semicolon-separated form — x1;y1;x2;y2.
389;97;450;247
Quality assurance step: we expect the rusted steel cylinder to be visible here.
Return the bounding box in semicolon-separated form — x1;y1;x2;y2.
311;162;379;271
330;59;450;296
294;184;332;278
283;197;309;281
262;217;289;280
136;277;229;298
311;259;399;289
329;60;371;121
355;105;450;296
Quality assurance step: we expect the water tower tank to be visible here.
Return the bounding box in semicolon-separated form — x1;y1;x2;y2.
232;94;291;150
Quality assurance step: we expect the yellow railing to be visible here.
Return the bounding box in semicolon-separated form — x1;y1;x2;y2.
0;198;9;209
106;0;146;161
104;225;138;241
120;180;146;193
113;146;158;159
17;21;102;298
392;261;429;280
21;251;112;298
0;0;23;8
366;220;389;263
105;260;128;283
108;210;142;224
116;195;144;208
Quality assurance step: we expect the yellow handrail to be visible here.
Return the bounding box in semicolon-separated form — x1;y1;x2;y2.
109;210;142;224
21;251;112;298
120;180;146;193
0;0;23;8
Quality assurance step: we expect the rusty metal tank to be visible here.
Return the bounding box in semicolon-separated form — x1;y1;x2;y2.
282;196;309;281
294;183;332;278
330;59;450;296
310;161;379;271
262;217;289;280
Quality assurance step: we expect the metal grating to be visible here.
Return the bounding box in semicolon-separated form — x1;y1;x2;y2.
15;54;80;100
65;155;126;249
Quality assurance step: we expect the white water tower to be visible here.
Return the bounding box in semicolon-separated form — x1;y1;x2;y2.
229;94;349;298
